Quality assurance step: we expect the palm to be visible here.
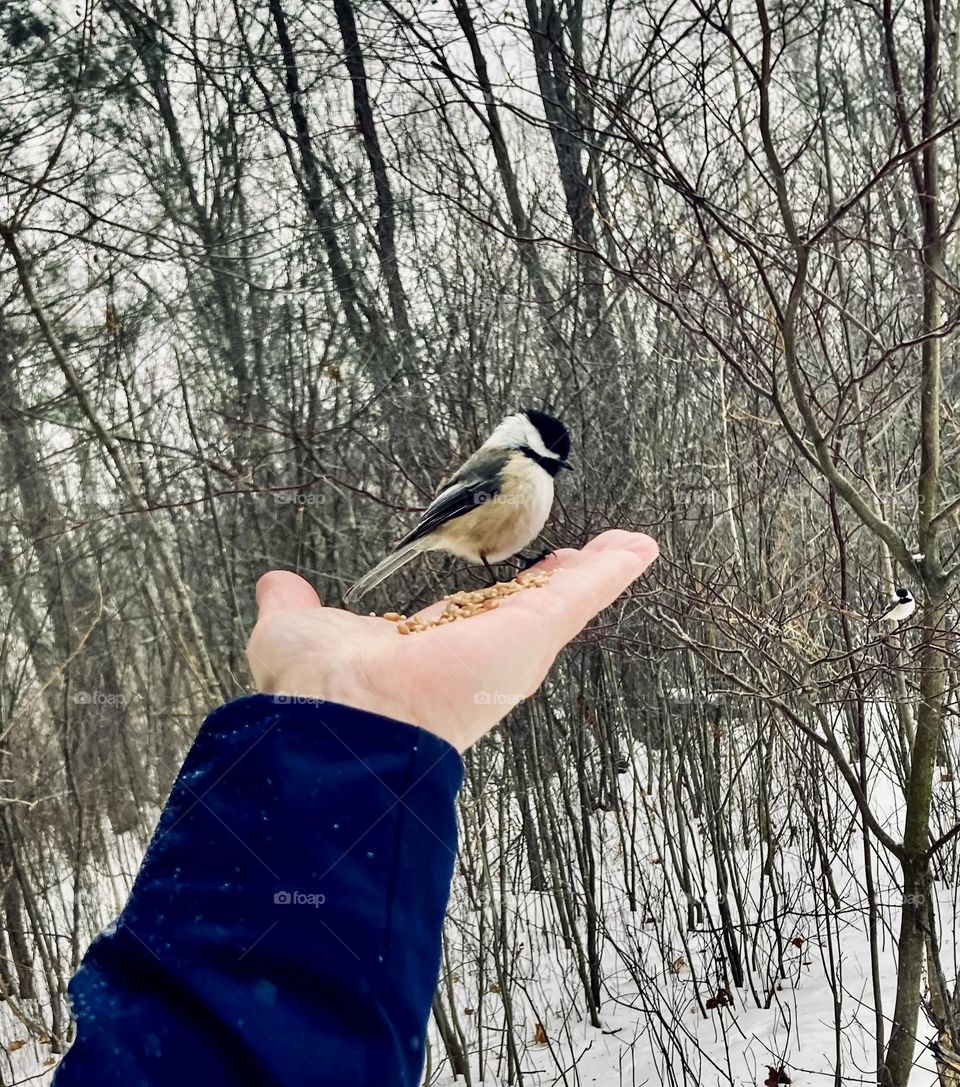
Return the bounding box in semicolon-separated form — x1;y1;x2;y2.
246;531;658;751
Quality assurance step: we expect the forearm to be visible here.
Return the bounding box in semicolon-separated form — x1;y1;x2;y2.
54;695;463;1087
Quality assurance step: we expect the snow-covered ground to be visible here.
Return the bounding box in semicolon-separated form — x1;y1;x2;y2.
423;716;956;1085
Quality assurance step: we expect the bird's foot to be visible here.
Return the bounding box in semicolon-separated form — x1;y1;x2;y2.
467;551;551;588
518;549;551;572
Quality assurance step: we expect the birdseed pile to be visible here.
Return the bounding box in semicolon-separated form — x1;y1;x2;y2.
376;570;553;634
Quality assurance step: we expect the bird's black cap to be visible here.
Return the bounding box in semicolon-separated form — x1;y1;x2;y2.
895;586;910;598
522;409;571;463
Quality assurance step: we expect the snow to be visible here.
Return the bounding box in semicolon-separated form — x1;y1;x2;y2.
422;717;955;1085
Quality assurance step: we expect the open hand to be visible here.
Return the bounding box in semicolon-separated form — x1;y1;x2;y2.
246;530;658;751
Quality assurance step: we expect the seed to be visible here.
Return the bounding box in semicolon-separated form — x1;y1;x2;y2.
391;570;554;632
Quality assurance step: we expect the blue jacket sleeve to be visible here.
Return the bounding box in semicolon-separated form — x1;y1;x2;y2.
52;694;464;1087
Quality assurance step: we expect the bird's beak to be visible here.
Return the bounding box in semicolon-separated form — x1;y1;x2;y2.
560;460;574;472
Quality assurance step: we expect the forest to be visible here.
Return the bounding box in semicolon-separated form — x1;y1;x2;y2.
1;0;960;1083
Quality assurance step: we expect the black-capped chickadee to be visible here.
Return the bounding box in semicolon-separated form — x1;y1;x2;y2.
875;587;916;625
344;409;572;603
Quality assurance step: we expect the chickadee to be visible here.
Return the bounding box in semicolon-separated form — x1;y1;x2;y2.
344;409;572;604
876;587;916;625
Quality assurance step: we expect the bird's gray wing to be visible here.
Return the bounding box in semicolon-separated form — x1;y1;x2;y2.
396;448;509;549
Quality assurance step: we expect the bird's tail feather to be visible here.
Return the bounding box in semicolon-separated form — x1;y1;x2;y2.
344;544;422;605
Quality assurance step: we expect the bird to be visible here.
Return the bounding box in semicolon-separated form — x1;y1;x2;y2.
344;409;572;604
875;587;916;625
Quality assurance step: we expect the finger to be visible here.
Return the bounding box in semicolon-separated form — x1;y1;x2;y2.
511;532;657;590
519;547;581;576
255;570;323;618
516;534;658;645
409;534;657;625
580;529;660;557
513;531;655;576
408;530;656;634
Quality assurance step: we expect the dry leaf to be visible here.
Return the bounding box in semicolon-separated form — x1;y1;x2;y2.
764;1066;791;1086
534;1022;548;1044
705;987;734;1010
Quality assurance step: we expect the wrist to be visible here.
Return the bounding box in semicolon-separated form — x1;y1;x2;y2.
272;663;419;735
